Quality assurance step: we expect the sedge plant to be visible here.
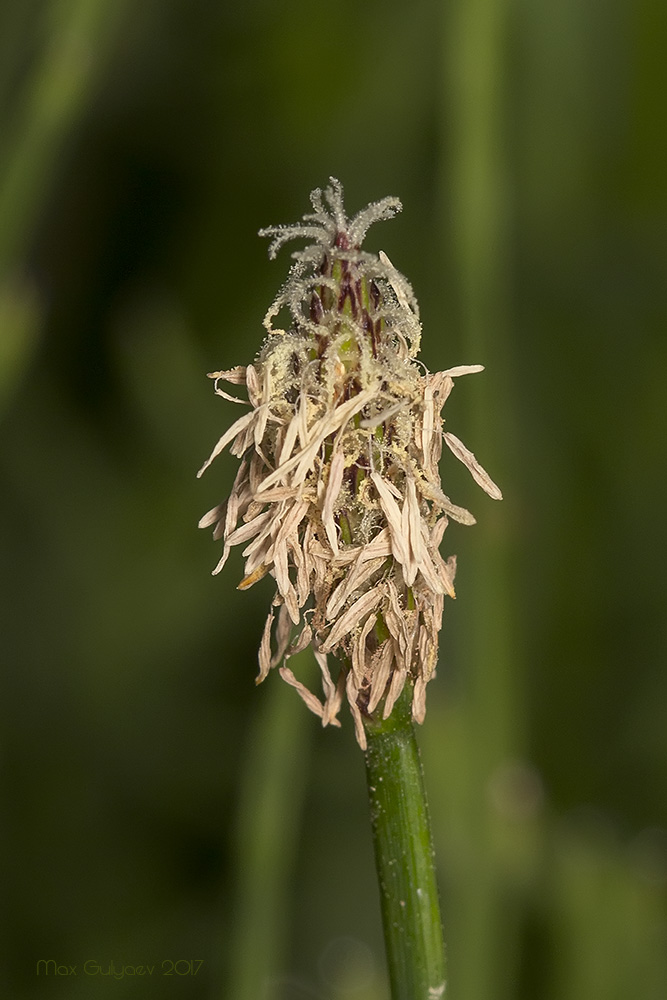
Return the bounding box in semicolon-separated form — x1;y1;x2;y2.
198;178;501;1000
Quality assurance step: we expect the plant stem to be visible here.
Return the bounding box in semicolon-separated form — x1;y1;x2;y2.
226;652;313;1000
364;686;447;1000
0;0;131;274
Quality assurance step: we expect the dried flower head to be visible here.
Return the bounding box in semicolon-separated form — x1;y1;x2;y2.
198;178;501;748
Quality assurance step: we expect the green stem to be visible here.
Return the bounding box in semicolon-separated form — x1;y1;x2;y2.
364;687;447;1000
226;653;313;1000
0;0;131;275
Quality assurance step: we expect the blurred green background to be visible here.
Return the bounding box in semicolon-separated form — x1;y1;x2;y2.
1;0;666;997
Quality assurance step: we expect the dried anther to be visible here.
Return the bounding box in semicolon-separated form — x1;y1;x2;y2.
199;178;501;748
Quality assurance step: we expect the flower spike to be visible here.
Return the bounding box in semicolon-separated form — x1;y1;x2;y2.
199;179;501;747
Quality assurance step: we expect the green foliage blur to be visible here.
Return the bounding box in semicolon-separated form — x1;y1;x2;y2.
1;0;666;997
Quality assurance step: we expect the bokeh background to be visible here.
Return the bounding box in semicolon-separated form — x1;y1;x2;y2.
2;0;666;997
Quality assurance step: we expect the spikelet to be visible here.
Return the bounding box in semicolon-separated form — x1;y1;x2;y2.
199;178;501;747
